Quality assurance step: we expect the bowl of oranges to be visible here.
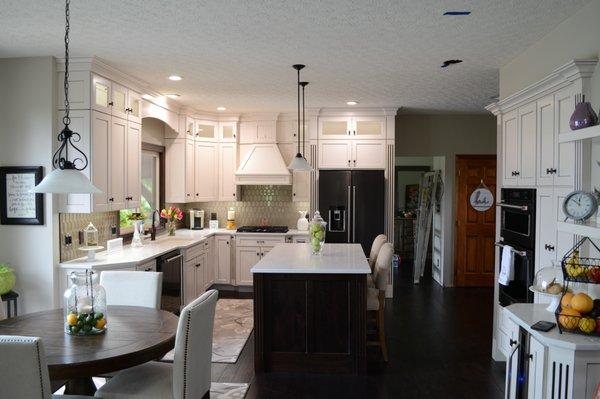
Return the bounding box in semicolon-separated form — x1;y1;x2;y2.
555;291;600;335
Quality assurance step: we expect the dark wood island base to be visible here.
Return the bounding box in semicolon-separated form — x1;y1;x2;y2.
253;272;367;375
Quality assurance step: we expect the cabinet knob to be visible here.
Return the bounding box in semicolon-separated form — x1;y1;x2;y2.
353;130;356;135
353;160;356;166
550;168;557;174
187;193;190;197
256;252;259;256
546;168;552;175
109;197;114;202
509;339;518;347
526;353;533;361
108;101;114;106
348;160;351;166
233;193;236;197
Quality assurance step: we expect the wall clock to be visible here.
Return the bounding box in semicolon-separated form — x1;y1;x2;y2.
562;190;598;221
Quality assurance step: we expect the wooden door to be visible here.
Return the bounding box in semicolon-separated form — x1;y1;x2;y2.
318;117;352;139
352;116;386;139
536;187;556;277
454;155;497;287
111;82;129;119
91;74;111;114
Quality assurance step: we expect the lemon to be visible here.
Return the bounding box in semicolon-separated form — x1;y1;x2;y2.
579;317;596;334
95;318;106;330
66;313;78;326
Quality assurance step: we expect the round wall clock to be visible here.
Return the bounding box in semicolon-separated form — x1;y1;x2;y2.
562;190;598;221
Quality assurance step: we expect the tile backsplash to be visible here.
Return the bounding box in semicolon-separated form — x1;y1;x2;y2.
186;186;309;228
59;212;119;262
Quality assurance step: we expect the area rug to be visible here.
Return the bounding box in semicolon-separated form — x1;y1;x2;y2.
162;298;253;363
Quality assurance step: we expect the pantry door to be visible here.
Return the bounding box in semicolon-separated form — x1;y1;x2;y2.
454;155;497;287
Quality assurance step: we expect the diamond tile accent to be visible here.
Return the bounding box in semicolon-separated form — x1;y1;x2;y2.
59;212;119;262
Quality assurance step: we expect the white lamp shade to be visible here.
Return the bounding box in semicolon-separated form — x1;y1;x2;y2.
287;154;313;171
30;168;102;194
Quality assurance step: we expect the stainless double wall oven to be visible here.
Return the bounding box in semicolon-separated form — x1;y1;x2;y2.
497;188;536;306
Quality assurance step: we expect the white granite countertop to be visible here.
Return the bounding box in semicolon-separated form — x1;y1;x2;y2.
251;243;371;274
60;228;309;270
505;303;600;351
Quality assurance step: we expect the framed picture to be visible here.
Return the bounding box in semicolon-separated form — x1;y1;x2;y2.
0;166;44;225
405;184;420;210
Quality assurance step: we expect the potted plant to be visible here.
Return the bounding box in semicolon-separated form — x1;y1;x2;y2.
0;264;16;295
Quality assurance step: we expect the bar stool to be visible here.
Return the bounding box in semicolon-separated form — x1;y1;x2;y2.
367;243;393;362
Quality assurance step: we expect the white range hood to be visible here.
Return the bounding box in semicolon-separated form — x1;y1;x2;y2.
235;144;292;185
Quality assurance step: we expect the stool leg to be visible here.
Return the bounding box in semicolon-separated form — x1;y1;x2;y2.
6;302;11;318
378;294;388;362
13;299;17;317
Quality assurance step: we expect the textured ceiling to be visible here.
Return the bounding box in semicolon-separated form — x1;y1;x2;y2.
0;0;590;113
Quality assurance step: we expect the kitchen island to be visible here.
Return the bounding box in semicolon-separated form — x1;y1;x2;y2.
252;243;371;374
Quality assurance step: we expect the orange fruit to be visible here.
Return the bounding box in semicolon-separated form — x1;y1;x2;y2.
561;292;574;308
579;317;596;334
570;293;594;314
66;313;78;326
559;308;581;330
95;318;106;330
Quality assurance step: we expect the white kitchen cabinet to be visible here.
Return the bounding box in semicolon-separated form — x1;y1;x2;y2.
92;74;112;114
319;140;352;169
502;109;519;186
91;75;141;124
219;121;237;142
518;103;537;186
527;336;547;399
185;117;195;137
504;317;520;399
194;141;218;201
553;86;576;187
318;116;385;140
127;90;142;124
279;143;311;201
184;243;209;305
204;239;214;289
110;116;128;210
319;117;353;139
184;258;197;305
165;138;188;203
126;121;141;208
185;138;195;201
215;235;232;284
195;120;218;141
353;140;386;169
91;111;111;212
111;82;129;120
277;119;309;143
218;143;237;201
236;247;261;286
353;116;386;139
537;96;556;186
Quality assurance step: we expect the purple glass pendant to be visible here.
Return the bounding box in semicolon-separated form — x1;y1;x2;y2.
569;94;598;130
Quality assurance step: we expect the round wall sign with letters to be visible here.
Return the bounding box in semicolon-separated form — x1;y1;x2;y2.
470;187;494;212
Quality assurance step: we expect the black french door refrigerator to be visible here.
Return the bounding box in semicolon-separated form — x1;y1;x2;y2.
318;170;385;256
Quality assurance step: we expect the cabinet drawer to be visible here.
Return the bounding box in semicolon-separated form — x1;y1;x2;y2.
185;242;204;261
136;260;157;272
236;236;285;247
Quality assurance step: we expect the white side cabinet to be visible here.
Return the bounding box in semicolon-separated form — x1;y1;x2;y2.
319;140;385;169
318;116;386;140
218;142;237;201
215;235;233;284
235;235;285;286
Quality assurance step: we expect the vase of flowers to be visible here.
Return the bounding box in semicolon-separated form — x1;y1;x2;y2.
161;207;183;236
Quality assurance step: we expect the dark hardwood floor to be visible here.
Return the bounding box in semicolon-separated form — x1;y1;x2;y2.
213;264;505;398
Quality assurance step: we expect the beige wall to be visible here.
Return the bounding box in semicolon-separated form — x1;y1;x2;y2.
500;0;600;104
0;57;58;313
395;114;497;286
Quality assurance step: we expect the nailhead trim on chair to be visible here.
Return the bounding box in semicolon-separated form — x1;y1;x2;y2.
182;311;191;399
35;339;46;399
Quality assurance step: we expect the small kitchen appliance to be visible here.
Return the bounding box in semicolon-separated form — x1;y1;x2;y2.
226;207;236;230
189;209;205;230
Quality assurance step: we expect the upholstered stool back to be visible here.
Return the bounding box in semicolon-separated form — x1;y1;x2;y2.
100;271;163;309
368;234;387;271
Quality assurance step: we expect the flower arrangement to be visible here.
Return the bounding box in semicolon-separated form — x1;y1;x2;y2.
161;206;183;236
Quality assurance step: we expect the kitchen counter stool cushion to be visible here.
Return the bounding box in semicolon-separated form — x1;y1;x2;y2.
95;289;218;399
0;335;93;399
367;287;380;310
366;243;393;362
100;271;163;309
368;234;387;271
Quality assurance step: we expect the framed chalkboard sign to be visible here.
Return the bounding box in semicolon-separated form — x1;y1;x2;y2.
0;167;44;225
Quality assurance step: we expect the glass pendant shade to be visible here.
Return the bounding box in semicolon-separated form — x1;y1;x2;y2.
30;168;101;194
288;153;313;171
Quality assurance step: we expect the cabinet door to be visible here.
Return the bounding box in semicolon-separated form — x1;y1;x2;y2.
293;170;310;202
505;319;520;399
165;139;186;203
197;253;207;293
260;246;275;258
503;110;519;186
527;336;546;399
276;120;298;144
353;116;386;139
185;138;195;202
184;258;197;305
536;187;556;277
218;143;237;201
91;111;111;212
195;142;218;201
110;116;127;210
318;117;352;139
537;96;555;186
319;140;352;169
216;236;231;284
554;86;576;187
185;117;195;137
127;90;142;124
554;187;575;259
126;122;141;208
91;74;111;114
195;121;217;141
219;122;237;142
236;247;260;286
352;140;386;169
518;103;537;186
111;82;129;119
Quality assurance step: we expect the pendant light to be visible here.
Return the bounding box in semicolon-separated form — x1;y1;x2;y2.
288;65;313;171
31;0;101;194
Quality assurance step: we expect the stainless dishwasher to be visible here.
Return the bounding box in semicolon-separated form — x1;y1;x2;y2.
157;250;183;314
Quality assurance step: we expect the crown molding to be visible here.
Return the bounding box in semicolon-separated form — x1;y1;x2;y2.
487;58;598;115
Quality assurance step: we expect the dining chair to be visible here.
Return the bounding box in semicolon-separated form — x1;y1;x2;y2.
367;242;393;362
100;271;163;309
0;335;92;398
368;234;387;271
94;289;218;399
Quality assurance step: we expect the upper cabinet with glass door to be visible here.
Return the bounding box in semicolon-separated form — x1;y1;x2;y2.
91;74;142;123
219;122;237;142
318;116;386;140
195;120;218;141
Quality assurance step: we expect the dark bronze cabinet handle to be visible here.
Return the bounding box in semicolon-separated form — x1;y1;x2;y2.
108;101;114;106
353;160;356;166
233;193;236;197
109;197;114;202
509;339;518;347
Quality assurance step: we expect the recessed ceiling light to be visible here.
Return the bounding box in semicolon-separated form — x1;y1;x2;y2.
346;101;358;106
168;75;182;81
165;94;180;99
441;59;463;68
443;11;471;16
216;106;227;111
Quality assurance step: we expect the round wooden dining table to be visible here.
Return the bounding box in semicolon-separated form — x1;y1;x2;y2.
0;305;179;395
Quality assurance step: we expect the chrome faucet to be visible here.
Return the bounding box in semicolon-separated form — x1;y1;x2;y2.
151;209;160;241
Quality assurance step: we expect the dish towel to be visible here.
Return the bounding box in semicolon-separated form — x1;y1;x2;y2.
498;245;515;286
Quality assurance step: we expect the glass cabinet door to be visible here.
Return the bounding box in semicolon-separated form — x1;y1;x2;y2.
318;117;352;139
196;121;217;141
353;117;386;139
220;123;237;142
111;83;128;119
92;75;111;114
185;117;195;136
128;90;142;124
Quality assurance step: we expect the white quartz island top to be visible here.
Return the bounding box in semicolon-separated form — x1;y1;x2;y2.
60;228;308;270
505;303;600;351
251;243;371;274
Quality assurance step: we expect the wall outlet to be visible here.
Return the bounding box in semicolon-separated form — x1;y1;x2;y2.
64;234;72;246
111;225;117;235
78;231;84;245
